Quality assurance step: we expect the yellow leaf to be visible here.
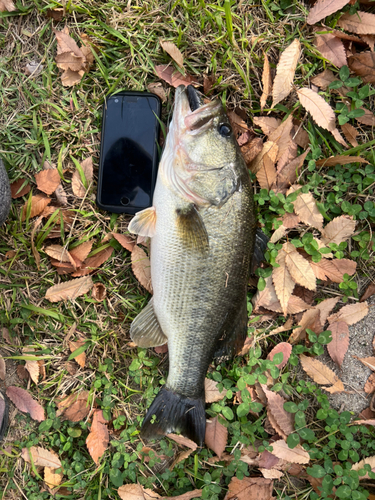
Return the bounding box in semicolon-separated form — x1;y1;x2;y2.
44;466;63;487
272;39;301;108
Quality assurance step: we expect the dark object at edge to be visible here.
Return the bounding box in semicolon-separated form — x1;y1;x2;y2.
0;392;9;442
0;159;11;225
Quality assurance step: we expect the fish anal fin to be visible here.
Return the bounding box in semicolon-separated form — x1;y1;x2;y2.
130;298;167;348
213;297;248;362
128;207;156;237
176;205;209;252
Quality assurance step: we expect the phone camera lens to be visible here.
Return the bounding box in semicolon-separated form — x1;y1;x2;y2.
121;196;130;206
115;99;119;103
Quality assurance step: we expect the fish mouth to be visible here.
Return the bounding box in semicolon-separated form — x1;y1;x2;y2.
174;85;222;133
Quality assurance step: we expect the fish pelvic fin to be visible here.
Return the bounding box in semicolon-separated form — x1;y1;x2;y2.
130;298;168;348
141;386;205;446
250;228;269;274
175;205;209;253
128;206;156;237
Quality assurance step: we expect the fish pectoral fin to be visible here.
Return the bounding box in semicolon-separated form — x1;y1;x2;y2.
250;228;269;274
128;207;156;237
130;298;167;348
176;205;209;252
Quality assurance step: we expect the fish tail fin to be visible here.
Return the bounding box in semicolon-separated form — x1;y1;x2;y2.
141;386;205;446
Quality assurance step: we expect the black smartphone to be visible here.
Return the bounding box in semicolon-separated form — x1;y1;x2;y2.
96;91;161;215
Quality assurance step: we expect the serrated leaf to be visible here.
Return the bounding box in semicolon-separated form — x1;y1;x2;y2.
314;34;347;68
168;433;198;450
249;141;278;174
307;0;350;25
315;296;341;326
289;308;322;344
35;169;61;196
338;11;375;35
205;416;227;459
327;321;349;367
253;116;281;136
225;476;274;500
252;276;282;313
155;64;198;88
21;446;61;468
260;53;272;111
273;246;295;315
321;215;356;245
297;88;336;132
23;347;40;384
348;51;375;84
316;155;368;167
267;342;292;369
69;339;86;368
118;483;161;500
45;276;93;302
283;242;316;291
21;194;51;221
300;354;344;392
72;157;93;198
263;386;294;437
256;153;277;190
293;192;323;230
341;123;358;147
272;39;300;108
270;439;310;464
131;245;152;293
71;246;114;277
6;386;45;422
330;301;369;325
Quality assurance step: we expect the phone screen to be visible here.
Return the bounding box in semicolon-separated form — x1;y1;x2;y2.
99;94;160;209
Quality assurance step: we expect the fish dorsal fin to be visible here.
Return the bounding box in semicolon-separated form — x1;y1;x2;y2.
128;207;156;237
130;298;168;348
176;205;209;252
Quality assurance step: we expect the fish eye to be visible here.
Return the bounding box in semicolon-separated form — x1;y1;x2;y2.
218;123;232;137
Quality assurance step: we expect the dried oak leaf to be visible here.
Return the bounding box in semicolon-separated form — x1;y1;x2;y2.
355;356;375;371
0;355;5;380
256;153;277;191
314;34;347;67
86;409;109;464
59;391;90;422
270;439;310;464
21;447;61;468
6;386;45;421
316;155;368;167
69;339;86;368
35;169;61;196
21;194;51;221
293;192;323;230
297;88;335;132
360;282;375;302
310;258;356;283
10;178;31;198
321;215;356;245
289;308;322;344
275;150;309;193
268;114;294;162
249;141;278;174
167;433;197;450
69;240;94;265
253;116;281;136
348;51;375;83
118;483;161;500
224;476;274;500
147;82;167;103
112;233;135;252
267;342;292;369
364;373;375;394
252;276;282;313
155;64;198;88
263;386;294;437
205;378;225;403
283;242;316;291
241;137;264;166
300;354;344;392
341;122;359;147
72;157;93;198
131;245;152;293
260;53;272;111
273;244;295;314
22;347;40;384
71;246;114;277
0;0;16;11
338;11;375;35
352;456;375;479
160;40;183;68
45;276;94;302
327;321;350;367
329;301;369;325
272;39;301;108
307;0;350;25
205;416;228;459
315;296;341;326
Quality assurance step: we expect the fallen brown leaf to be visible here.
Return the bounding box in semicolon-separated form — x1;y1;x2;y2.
205;417;228;459
300;354;344;392
118;483;161;500
273;244;295;314
72;157;93;198
364;373;375;394
10;178;31;198
147;82;167;103
45;276;94;302
307;0;350;24
69;339;86;368
86;409;109;464
0;0;16;11
272;39;300;108
69;240;94;264
240;137;264;165
160;40;183;68
275;150;309;193
44;466;63;488
23;347;40;384
314;34;347;67
0;355;5;381
338;11;375;34
297;88;335;131
263;386;294;437
59;391;90;422
315;296;341;326
112;233;135;252
289;308;322;344
321;215;356;245
360;282;375;302
6;386;45;421
327;321;349;367
155;64;198;88
341;122;359;147
256;153;277;190
349;51;375;83
21;194;51;221
224;476;274;500
270;439;310;464
283;242;316;291
253;116;281;136
35;170;61;196
330;301;369;326
293;192;323;230
316;155;368;167
205;378;225;403
71;246;114;277
260;53;272;111
167;433;198;450
355;356;375;371
131;245;152;293
21;446;61;468
92;283;106;301
267;342;292;369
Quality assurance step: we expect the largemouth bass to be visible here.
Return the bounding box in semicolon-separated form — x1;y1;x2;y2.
128;85;257;445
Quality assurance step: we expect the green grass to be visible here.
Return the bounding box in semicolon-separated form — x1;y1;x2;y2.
1;0;375;499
